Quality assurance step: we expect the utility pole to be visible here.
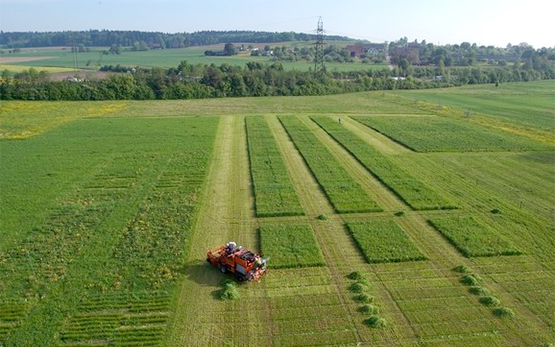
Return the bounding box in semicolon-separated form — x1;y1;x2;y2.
314;16;325;74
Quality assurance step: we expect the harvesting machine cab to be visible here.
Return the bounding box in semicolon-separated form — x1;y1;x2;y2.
207;242;269;281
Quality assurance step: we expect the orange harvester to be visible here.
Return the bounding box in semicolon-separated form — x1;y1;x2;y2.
207;242;269;281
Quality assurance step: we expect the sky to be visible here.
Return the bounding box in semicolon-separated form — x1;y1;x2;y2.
0;0;553;48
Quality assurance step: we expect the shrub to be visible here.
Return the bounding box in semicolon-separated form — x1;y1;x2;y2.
479;296;500;307
490;208;502;214
469;286;490;296
316;214;328;220
346;271;364;281
364;315;387;328
394;211;405;217
460;274;481;286
353;294;373;303
358;304;379;315
452;265;471;273
492;307;514;318
349;282;367;293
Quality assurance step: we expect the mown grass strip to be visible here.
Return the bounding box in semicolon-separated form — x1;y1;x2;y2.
311;116;456;210
428;216;521;257
345;220;427;263
354;115;550;152
278;116;382;214
259;223;325;269
245;117;304;217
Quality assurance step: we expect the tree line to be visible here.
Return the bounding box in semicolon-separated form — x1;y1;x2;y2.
0;30;348;49
2;59;554;101
389;37;555;68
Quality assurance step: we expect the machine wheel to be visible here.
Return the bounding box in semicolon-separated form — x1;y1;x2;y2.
220;265;227;273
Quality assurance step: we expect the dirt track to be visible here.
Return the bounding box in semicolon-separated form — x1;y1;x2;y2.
0;56;54;63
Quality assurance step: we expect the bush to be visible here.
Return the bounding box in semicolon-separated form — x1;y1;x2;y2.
479;296;500;307
492;307;514;318
353;294;373;303
346;271;363;281
358;304;379;314
452;265;471;273
394;211;405;217
364;315;387;328
316;214;328;220
349;282;367;293
460;274;481;286
469;286;490;296
490;208;502;214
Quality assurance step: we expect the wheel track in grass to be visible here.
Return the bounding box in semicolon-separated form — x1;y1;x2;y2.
166;116;271;347
299;115;554;346
267;115;420;346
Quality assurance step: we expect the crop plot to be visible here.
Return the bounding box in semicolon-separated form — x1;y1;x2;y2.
278;115;382;213
264;267;358;346
345;220;426;263
354;115;550;152
428;216;521;257
245;116;304;217
378;263;510;345
0;117;219;346
259;223;325;268
311;116;456;210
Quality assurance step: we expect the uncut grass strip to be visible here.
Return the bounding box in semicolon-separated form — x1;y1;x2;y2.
259;223;325;269
428;216;522;258
245;116;305;217
278;116;382;214
311;116;457;211
354;115;551;152
345;220;427;264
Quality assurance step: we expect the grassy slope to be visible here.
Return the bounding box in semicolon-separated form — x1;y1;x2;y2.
394;80;555;135
1;80;554;346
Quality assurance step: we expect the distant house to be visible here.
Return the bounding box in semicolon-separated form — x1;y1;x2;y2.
345;43;385;57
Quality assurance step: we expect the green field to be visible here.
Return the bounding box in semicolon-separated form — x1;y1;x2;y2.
1;80;554;346
354;115;550;152
0;44;388;72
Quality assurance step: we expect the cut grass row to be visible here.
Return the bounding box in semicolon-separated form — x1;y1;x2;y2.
345;220;427;263
245;116;304;217
354;115;550;152
428;216;521;258
278;116;382;214
259;223;325;269
311;116;456;210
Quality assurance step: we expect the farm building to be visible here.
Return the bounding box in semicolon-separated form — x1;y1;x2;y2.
345;43;385;57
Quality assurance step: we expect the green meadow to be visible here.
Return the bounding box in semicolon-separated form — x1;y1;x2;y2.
1;80;554;346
